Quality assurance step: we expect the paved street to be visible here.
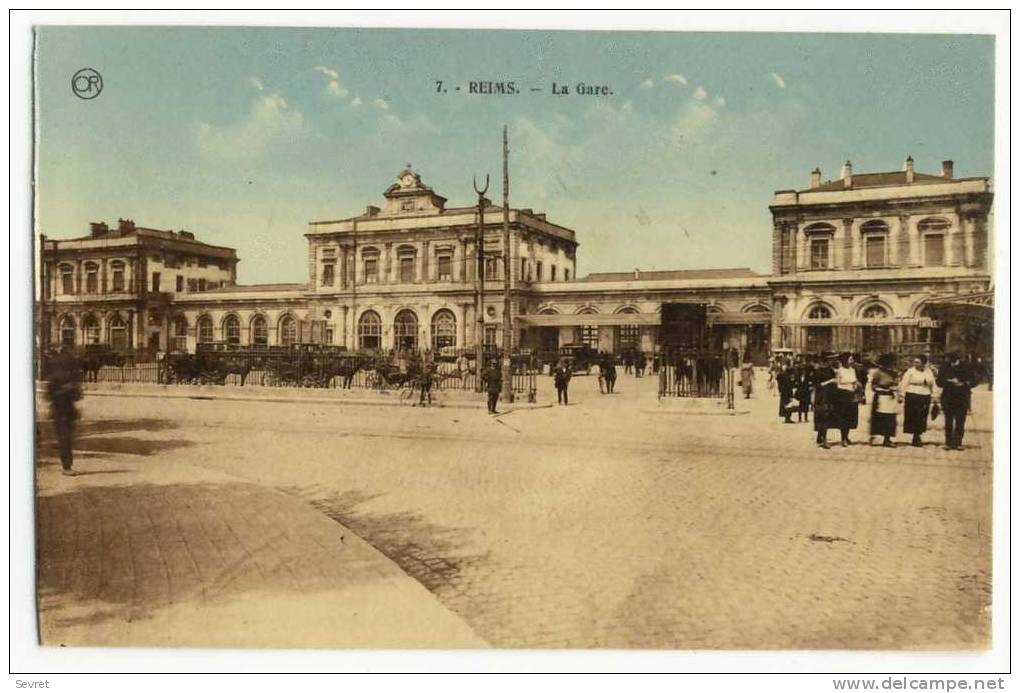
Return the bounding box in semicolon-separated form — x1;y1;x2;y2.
35;372;993;649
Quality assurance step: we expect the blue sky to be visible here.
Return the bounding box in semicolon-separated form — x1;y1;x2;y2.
35;27;994;284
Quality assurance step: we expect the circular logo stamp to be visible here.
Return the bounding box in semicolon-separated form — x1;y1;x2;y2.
71;68;103;100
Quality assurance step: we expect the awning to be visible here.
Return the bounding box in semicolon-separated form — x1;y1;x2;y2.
517;313;662;327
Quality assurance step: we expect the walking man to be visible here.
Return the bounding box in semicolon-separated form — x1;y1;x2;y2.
604;356;617;394
46;348;83;476
553;359;572;405
483;360;501;414
937;352;975;450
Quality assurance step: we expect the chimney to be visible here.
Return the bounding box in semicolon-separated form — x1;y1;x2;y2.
117;218;135;235
89;221;109;237
841;160;852;188
365;205;380;216
810;168;822;188
634;268;640;280
904;155;914;183
942;160;954;178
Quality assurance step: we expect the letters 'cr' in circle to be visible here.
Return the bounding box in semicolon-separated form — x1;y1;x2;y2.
72;68;103;100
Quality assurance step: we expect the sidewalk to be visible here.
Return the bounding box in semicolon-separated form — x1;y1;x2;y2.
36;444;487;648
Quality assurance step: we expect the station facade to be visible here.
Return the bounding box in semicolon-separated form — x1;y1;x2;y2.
38;159;993;364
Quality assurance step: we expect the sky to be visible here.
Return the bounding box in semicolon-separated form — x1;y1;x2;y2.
35;27;994;284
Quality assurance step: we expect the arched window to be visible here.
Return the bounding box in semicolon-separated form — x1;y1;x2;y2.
170;315;188;353
224;315;241;345
279;316;297;347
82;314;100;345
807;305;832;320
109;314;128;350
110;260;126;292
84;262;100;294
394;309;419;351
804;223;836;270
59;315;76;346
861;304;888;320
918;218;949;267
59;264;74;295
861;220;890;268
197;316;214;344
430;309;456;351
358;310;382;350
251;316;268;347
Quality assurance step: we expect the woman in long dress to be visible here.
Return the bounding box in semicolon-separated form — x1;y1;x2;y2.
813;356;839;449
899;354;937;447
740;360;755;399
834;352;860;446
869;353;899;447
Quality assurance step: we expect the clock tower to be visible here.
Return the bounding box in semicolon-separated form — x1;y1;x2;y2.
382;164;447;215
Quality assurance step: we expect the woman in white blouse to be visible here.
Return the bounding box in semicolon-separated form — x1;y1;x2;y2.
833;353;861;446
898;355;938;447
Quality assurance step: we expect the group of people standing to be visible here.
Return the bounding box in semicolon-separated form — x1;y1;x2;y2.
774;352;977;451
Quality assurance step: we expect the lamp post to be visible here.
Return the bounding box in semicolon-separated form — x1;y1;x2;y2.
472;174;489;393
500;125;513;404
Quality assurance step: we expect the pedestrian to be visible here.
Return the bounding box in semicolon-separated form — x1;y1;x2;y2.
813;355;839;449
483;360;501;414
46;348;83;476
553;359;572;405
795;363;813;423
604;356;617;394
936;352;975;451
777;363;796;423
634;352;646;378
899;354;937;448
623;350;633;375
739;359;755;399
833;352;861;446
419;362;435;406
596;353;606;394
869;353;900;447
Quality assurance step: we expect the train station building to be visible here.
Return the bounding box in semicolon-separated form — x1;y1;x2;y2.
38;158;994;364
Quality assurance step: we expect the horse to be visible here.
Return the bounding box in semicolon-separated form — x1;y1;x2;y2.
161;353;201;384
203;354;253;386
81;350;125;382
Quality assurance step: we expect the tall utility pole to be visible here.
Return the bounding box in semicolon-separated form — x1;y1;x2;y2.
500;125;513;403
473;174;489;393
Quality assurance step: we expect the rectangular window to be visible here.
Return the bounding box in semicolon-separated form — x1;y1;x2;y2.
198;278;207;291
924;234;945;266
187;278;198;292
176;275;184;292
85;271;98;294
551;265;557;281
399;256;414;283
321;262;335;286
484;257;498;281
437;255;452;281
809;238;830;269
521;258;528;281
364;257;378;283
325;327;334;344
151;272;161;292
866;235;886;268
565;269;570;281
198;258;208;268
111;268;124;292
61;270;74;295
484;325;498;347
401;199;415;211
536;261;543;282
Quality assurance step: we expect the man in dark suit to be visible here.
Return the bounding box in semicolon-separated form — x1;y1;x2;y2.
483;361;502;415
936;352;975;450
46;348;83;476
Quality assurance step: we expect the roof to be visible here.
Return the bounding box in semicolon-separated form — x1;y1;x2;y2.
580;268;762;283
202;283;307;294
807;171;953;193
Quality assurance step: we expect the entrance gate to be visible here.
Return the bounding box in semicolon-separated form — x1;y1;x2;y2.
658;348;736;409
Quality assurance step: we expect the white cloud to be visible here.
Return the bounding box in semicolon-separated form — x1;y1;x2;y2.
373;98;389;110
640;78;654;89
315;65;349;99
314;65;339;80
693;86;708;100
195;93;309;158
249;76;264;92
351;96;362;107
664;74;688;86
671;94;726;144
770;72;786;89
